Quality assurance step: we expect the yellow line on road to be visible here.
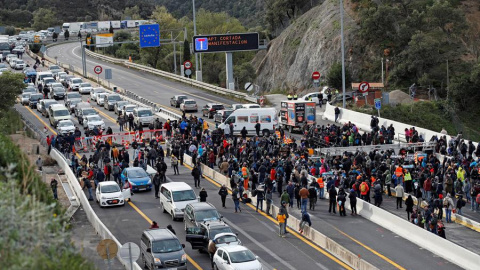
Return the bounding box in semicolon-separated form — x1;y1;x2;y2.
25;105;57;135
127;201;203;270
92;106;118;123
182;163;353;270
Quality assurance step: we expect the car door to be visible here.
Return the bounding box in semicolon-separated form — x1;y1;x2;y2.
95;186;101;202
185;227;207;250
122;187;131;201
220;251;230;270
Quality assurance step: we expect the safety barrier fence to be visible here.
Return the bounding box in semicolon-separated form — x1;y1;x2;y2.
73;129;166;153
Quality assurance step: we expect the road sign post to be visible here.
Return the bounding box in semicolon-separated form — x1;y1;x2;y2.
358;81;370;106
97;239;118;270
94;65;103;83
119;242;140;270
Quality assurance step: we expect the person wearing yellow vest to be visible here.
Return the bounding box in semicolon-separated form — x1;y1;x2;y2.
203;120;209;132
404;171;413;193
287;94;293;100
457;167;465;182
277;201;289;237
317;177;325;199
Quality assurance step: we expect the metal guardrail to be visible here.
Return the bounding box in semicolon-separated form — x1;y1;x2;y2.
315;141;437;156
85;49;258;103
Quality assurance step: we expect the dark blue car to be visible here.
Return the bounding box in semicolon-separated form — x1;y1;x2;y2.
120;167;152;192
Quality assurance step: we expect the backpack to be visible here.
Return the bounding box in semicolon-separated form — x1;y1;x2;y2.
252;189;257;197
476;194;480;204
360;183;367;193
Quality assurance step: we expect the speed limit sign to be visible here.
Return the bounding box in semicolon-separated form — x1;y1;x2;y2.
94;65;103;74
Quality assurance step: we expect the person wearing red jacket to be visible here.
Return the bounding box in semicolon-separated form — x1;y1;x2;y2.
359;181;370;201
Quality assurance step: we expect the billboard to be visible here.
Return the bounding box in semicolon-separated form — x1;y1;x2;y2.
95;33;113;47
193;33;259;53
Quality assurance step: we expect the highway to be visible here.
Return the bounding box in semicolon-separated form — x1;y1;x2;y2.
15;45;466;269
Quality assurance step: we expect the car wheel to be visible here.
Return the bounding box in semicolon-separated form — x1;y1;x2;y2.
262;129;271;137
161;203;167;213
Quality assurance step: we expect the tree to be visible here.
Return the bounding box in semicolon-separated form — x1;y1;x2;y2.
64;30;70;40
32;8;57;31
327;62;351;90
5;26;15;36
183;40;190;63
0;72;25;112
124;6;142;20
114;31;132;42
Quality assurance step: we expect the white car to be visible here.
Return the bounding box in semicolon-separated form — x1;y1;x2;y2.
13;59;25;70
68;78;83;91
5;54;17;63
213;233;242;248
79;82;93;94
8;56;18;67
96;93;107;106
122;104;137;116
180;99;198;112
90;87;106;101
95;181;131;207
213;245;262;270
12;46;25;53
84;115;105;130
56;119;75;134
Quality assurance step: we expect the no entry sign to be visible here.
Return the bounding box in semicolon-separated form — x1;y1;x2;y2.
312;71;321;80
358;81;370;93
94;65;103;74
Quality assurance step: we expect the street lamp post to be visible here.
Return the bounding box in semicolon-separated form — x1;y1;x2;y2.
340;0;346;108
192;0;201;81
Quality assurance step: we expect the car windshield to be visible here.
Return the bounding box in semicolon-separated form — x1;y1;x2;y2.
225;111;233;117
172;190;196;202
125;106;135;111
44;79;55;84
30;94;43;100
152;239;182;253
116;101;128;107
87;115;101;122
83;109;96;115
16;60;24;64
229;250;256;263
81;83;91;87
195;209;220;222
101;184;120;193
178;96;187;100
216;235;238;245
212;105;224;110
94;89;105;94
53;88;65;93
22;93;31;98
108;95;122;101
138;110;152;117
51;83;63;88
127;169;147;178
69;99;81;106
54;110;69;117
67;93;81;99
209;227;233;240
72;79;83;84
58;121;73;127
45;101;58;108
49;65;60;70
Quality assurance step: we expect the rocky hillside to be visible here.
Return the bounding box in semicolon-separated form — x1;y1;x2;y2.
253;0;359;92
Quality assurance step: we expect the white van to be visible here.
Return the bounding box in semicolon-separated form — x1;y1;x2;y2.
35;71;54;86
133;107;154;127
160;182;198;221
218;108;277;137
48;104;71;127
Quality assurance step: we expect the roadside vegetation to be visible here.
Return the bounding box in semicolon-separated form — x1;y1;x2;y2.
0;73;94;270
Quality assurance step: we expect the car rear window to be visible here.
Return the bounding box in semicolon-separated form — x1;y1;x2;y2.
212;105;224;110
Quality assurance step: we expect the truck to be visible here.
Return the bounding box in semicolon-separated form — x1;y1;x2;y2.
111;21;121;29
62;22;82;34
121;20;136;29
218;107;278;137
279;100;316;133
98;21;111;31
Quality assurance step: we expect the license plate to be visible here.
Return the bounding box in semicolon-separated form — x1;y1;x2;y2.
139;188;146;191
112;200;118;204
166;268;177;270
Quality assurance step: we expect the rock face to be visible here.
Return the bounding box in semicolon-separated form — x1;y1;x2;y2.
253;0;360;93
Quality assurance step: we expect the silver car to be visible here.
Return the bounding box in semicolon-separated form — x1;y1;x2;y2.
180;99;198;112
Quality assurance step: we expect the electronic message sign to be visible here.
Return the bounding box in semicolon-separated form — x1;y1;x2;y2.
193;33;259;53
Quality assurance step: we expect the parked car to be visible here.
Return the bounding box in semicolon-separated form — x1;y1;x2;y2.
114;101;129;115
77;107;97;125
184;202;221;230
213;246;262;270
83;114;105;130
13;59;25;70
95;181;130;207
170;95;188;107
160;182;197;221
121;104;137;117
90;87;106;102
180;99;198;112
120;167;152;192
103;94;122;111
214;109;233;123
202;103;225;119
65;98;82;113
56;119;75;134
186;220;236;251
140;229;187;270
79;82;93;94
65;92;82;105
19;92;32;105
28;93;43;109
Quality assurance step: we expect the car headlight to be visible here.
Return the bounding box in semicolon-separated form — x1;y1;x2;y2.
130;181;136;186
101;196;106;199
174;208;181;212
154;258;161;264
181;254;187;261
147;179;152;185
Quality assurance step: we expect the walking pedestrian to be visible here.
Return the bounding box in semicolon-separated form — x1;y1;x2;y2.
406;195;414;221
82;176;93;201
218;184;228;208
328;185;337;214
50;178;58;200
199;187;208;202
255;186;264;212
192;165;201;188
265;187;273;215
308;183;317;210
36;156;43;171
171;155;179;175
349;189;357;215
395;182;404;209
208;238;217;269
337;188;347;216
153;172;161;199
443;193;454;223
278;201;288;237
299;185;309;213
232;185;241;213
